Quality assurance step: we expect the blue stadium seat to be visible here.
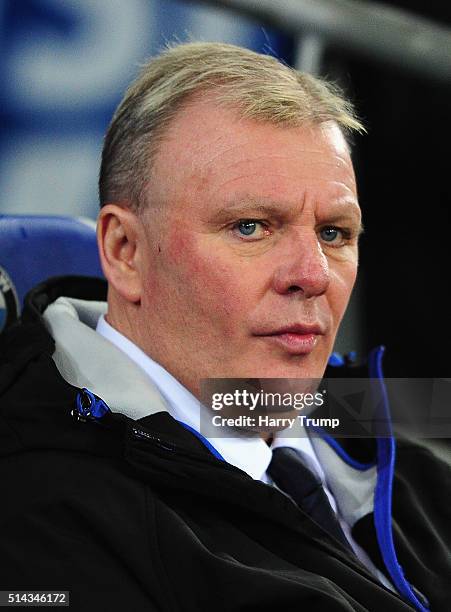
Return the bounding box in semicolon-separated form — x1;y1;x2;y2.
0;215;104;333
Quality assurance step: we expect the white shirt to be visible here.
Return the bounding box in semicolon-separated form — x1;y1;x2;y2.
96;314;394;591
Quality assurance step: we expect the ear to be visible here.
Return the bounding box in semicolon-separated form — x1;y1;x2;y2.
97;204;143;303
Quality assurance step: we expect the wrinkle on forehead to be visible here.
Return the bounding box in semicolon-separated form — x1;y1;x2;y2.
198;129;350;176
207;172;355;197
218;157;353;181
201;146;355;192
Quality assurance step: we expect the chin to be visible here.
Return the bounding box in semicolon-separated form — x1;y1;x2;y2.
241;360;324;382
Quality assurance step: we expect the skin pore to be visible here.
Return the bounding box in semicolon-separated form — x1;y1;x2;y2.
97;97;362;421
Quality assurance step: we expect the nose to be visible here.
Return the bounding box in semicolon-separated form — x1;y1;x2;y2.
272;230;330;298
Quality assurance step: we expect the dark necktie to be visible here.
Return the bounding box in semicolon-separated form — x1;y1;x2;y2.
267;447;352;551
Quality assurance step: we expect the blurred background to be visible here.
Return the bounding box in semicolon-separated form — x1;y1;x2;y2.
1;0;450;376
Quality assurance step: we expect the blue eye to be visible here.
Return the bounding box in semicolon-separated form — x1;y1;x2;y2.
237;220;257;236
231;219;269;241
320;227;341;243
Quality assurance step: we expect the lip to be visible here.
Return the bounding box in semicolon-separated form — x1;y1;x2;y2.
255;324;324;355
260;332;318;355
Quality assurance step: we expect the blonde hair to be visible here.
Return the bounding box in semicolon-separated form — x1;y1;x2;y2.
99;41;364;210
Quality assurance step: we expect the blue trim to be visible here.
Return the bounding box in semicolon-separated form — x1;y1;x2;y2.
346;350;357;364
313;427;376;471
369;346;429;611
177;420;226;462
328;352;345;367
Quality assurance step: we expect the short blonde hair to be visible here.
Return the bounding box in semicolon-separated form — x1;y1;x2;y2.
99;41;364;210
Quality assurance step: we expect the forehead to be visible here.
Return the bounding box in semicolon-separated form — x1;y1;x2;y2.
149;97;358;216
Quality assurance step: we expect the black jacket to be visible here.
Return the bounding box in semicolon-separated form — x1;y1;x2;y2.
0;276;449;611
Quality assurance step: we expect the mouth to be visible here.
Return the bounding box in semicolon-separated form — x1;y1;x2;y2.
254;324;324;356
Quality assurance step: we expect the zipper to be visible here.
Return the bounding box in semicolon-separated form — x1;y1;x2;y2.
131;426;177;452
71;387;238;472
130;424;247;474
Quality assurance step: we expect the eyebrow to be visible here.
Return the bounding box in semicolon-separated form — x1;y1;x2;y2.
211;201;288;221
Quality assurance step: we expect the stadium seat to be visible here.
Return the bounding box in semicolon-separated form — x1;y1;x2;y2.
0;215;103;334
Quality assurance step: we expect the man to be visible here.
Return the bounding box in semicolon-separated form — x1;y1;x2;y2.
0;43;449;611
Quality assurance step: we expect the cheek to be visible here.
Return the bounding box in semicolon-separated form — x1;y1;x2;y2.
329;263;358;319
165;229;194;266
165;230;250;319
197;262;251;321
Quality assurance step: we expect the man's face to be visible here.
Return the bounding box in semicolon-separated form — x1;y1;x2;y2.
136;98;361;398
